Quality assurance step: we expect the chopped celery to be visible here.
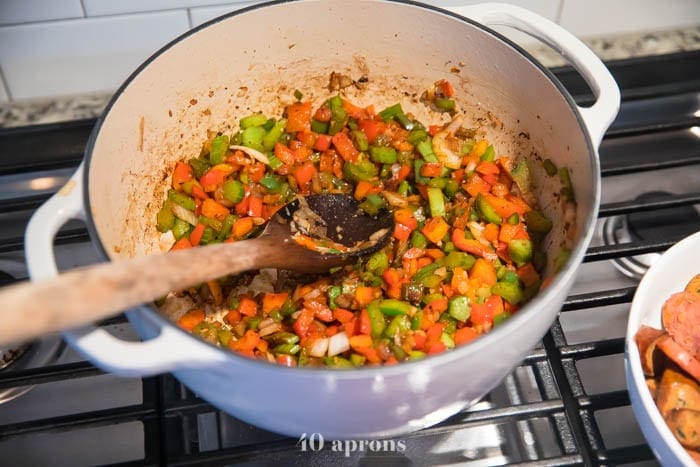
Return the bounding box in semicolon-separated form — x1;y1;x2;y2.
416;139;438;163
351;130;369;152
168;190;196;211
262;118;287;151
543;158;558;176
448;295;470;322
172;218;191;240
209;135;229;165
240;113;268;129
241;126;266;152
156;202;175;233
328;95;347;135
222;180;245;203
427;187;446;217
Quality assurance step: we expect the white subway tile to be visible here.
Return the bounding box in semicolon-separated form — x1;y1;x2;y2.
423;0;560;21
560;0;700;37
83;0;255;17
429;0;562;48
189;2;256;26
0;0;84;26
0;11;190;100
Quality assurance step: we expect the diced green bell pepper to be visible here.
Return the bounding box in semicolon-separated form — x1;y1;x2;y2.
492;281;524;305
510;160;531;193
367;249;389;274
508;239;533;266
188;158;211;178
378;299;411;316
343;159;378;182
477;193;502;224
367;300;386;338
416;139;438;163
172;218;192;240
427;187;446;217
434;98;455;113
328;95;347;135
524;210;553;233
369;146;397;164
480;144;495;162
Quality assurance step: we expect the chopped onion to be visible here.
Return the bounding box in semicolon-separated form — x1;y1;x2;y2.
258;322;282;337
309;337;329;357
382;191;408;208
327;332;350;357
171;203;198;226
230;145;270;165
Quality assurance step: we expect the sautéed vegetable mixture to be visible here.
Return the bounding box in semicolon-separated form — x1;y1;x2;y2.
156;80;560;368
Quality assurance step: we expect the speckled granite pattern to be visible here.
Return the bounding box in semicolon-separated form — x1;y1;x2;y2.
1;25;698;128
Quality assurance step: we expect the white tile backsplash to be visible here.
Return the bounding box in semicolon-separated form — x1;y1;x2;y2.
0;11;189;100
0;0;696;103
83;0;252;17
425;0;560;20
0;0;84;26
560;0;700;37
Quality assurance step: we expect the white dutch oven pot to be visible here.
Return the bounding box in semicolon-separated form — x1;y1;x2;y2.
26;1;619;438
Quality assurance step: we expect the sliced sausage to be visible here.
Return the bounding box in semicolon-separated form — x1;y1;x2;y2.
665;408;700;449
635;325;666;376
655;366;700;418
662;291;700;360
685;274;700;295
657;334;700;383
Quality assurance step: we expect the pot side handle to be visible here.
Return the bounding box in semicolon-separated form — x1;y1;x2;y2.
25;164;226;377
446;2;620;146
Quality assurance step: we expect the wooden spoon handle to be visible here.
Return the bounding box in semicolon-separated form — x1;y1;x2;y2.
0;239;268;347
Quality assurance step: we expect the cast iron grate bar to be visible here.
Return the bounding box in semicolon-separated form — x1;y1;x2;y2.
0;361;103;390
584;240;677;262
561;287;636;312
0;404;157;438
599;192;700;217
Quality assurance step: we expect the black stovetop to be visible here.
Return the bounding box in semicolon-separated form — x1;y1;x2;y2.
0;50;698;466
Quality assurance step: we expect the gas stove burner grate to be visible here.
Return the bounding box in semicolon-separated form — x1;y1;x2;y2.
602;191;700;279
0;50;698;465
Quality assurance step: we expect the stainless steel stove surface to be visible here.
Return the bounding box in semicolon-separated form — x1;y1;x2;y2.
0;51;698;466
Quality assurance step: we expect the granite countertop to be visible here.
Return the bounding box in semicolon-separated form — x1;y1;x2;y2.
1;25;699;128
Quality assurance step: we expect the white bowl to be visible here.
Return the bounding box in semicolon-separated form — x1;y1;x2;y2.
625;230;700;466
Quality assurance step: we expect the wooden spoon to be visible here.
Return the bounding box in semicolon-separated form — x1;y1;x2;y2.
0;194;394;347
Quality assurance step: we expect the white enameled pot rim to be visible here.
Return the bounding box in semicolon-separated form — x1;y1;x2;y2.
79;0;602;377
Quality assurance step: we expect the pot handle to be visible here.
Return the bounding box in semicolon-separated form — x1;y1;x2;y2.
25;164;226;376
446;2;620;146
